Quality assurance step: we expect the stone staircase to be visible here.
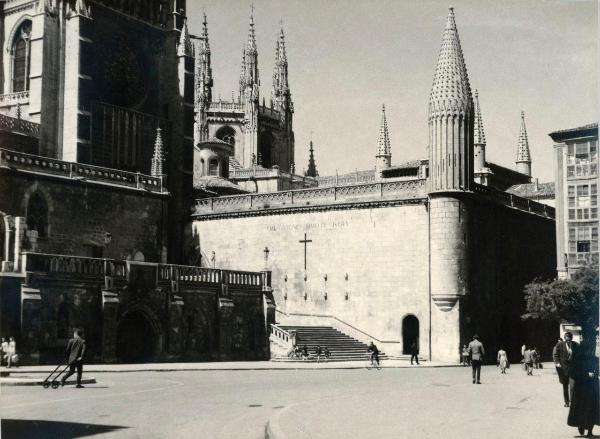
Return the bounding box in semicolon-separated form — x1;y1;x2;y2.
271;326;389;362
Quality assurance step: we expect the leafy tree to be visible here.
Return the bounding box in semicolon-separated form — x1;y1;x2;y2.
522;263;599;338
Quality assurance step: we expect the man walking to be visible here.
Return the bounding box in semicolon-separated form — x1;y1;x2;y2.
553;332;578;407
467;334;485;384
61;329;86;388
410;341;420;365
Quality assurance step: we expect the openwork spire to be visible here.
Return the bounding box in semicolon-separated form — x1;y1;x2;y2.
305;140;318;177
377;104;391;157
178;19;193;57
516;111;531;163
243;6;259;90
272;26;292;115
428;7;472;115
151;127;165;177
473;90;485;145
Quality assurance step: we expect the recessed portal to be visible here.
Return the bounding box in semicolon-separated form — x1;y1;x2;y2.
116;310;157;363
402;314;419;355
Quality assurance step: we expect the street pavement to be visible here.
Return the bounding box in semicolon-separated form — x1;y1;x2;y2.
0;364;583;439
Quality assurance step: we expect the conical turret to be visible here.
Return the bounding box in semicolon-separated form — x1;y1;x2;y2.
375;104;391;177
151;127;165;177
516;111;532;176
473;90;486;172
428;7;474;191
194;12;213;144
305;140;318;177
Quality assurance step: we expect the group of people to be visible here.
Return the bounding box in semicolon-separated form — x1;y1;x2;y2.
465;332;599;437
1;337;18;368
553;332;599;437
288;344;331;362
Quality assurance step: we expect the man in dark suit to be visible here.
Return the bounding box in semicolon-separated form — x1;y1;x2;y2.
553;331;578;407
61;328;86;388
467;334;485;384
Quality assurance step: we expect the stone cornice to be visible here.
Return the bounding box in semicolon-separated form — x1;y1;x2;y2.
192;197;427;221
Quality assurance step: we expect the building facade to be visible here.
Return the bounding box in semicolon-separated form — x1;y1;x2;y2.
549;123;598;278
191;8;557;363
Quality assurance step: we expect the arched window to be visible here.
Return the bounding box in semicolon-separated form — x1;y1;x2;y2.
208;159;219;176
216;126;236;148
26;192;48;238
12;21;32;92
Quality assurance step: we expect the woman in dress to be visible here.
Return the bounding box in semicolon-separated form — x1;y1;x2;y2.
567;339;599;437
497;347;508;374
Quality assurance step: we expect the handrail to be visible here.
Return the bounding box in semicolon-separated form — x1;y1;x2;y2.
0;114;39;137
270;323;292;345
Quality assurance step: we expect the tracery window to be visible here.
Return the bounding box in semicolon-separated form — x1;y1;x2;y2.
26;192;48;238
12;21;32;93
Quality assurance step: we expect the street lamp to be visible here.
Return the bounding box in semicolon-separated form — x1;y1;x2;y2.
263;246;270;269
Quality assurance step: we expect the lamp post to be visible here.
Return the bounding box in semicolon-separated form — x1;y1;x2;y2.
263;246;270;270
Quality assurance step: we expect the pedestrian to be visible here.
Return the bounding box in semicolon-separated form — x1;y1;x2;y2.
315;345;322;363
61;328;86;388
467;334;485;384
0;337;7;366
523;346;534;375
533;346;540;369
367;341;380;367
410;341;419;365
461;344;469;366
554;332;579;407
567;339;599;437
497;347;508;374
323;347;331;360
301;344;308;360
6;337;16;368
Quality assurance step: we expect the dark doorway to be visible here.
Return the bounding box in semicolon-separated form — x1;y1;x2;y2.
402;314;419;355
116;310;157;363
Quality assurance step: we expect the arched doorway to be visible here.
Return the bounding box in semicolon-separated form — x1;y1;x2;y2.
116;310;158;363
402;314;419;355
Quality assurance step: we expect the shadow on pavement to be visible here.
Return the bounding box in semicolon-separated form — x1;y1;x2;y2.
1;419;129;438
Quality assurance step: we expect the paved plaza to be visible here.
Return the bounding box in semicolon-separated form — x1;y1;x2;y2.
0;363;580;439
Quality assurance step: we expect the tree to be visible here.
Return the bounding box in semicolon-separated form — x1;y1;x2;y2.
522;263;599;339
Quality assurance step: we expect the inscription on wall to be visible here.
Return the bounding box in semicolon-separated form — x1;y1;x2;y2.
266;220;350;232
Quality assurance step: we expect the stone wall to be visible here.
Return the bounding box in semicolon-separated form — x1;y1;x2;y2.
0;168;168;262
193;202;431;357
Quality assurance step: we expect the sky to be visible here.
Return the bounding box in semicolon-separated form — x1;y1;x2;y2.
186;0;597;182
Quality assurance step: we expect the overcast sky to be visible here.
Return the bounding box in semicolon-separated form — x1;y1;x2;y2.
187;0;597;182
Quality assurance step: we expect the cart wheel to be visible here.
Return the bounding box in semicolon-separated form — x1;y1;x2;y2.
42;382;50;389
51;382;60;389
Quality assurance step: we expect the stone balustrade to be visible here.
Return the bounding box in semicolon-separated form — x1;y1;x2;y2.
472;183;555;218
193;179;428;217
209;101;245;112
270;324;291;345
23;252;127;278
0;113;39;137
22;252;268;289
0;148;166;193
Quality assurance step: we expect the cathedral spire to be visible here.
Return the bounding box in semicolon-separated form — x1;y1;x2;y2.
272;26;293;117
305;139;318;177
244;6;259;89
473;90;486;171
177;18;193;57
515;110;532;176
428;7;473;191
151;127;165;177
194;11;213;144
375;104;392;177
239;49;247;100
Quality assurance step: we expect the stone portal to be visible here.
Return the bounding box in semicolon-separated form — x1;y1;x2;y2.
402;314;419;355
116;310;159;363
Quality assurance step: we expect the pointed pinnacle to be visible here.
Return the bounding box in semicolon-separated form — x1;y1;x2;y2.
474;90;486;145
516;110;531;163
378;104;391;156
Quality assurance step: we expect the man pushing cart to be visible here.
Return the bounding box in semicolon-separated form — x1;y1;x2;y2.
61;328;86;388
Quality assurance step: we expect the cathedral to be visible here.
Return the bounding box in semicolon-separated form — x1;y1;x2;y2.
0;2;556;364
